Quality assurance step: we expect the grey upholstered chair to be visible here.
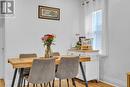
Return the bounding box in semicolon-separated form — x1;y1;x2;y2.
26;58;55;87
19;53;37;87
19;53;37;75
55;56;79;87
51;52;60;86
52;52;60;56
19;53;37;58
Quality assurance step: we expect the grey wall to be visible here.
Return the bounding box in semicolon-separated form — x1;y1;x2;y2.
100;0;130;86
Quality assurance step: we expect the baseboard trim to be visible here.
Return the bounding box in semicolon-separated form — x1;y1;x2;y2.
100;75;126;87
99;80;116;87
75;78;115;86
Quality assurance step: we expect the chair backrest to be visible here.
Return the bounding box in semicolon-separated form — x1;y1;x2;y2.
19;53;37;58
28;58;55;84
52;52;60;56
19;53;37;74
56;56;79;79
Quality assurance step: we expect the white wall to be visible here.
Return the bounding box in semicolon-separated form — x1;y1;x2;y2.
5;0;130;86
100;0;130;86
4;0;81;86
0;18;5;79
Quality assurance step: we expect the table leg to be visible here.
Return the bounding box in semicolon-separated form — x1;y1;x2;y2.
17;68;24;87
79;62;88;87
11;68;18;87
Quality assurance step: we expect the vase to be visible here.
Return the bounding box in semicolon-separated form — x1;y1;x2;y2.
44;45;52;58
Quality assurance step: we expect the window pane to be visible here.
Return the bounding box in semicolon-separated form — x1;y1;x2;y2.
92;10;102;52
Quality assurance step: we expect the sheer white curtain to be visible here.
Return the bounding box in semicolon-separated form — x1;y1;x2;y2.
84;0;94;33
82;0;108;56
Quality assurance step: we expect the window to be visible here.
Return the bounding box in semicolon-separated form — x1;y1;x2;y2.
92;10;102;53
84;0;107;55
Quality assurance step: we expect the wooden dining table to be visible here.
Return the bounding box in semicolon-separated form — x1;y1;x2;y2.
8;56;91;87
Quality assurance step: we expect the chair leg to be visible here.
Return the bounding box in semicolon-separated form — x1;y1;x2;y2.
33;84;35;87
40;84;43;87
20;77;24;87
23;79;25;87
72;78;76;87
49;82;51;87
27;82;29;87
59;79;61;87
52;80;55;87
67;79;69;87
72;78;74;86
44;83;46;87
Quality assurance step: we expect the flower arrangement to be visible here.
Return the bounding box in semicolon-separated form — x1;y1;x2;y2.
41;34;55;46
41;34;55;58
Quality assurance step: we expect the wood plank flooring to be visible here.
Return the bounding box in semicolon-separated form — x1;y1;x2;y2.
0;79;114;87
0;79;5;87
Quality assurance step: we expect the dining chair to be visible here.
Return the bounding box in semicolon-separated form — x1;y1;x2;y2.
52;52;60;56
51;52;60;86
55;56;79;87
25;58;55;87
19;53;37;87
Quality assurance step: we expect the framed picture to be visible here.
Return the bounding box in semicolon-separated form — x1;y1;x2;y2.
79;37;93;46
79;37;86;44
38;6;60;20
84;38;93;46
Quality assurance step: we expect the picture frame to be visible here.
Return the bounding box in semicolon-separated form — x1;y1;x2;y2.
79;37;93;46
84;38;93;46
79;37;86;45
38;6;60;20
